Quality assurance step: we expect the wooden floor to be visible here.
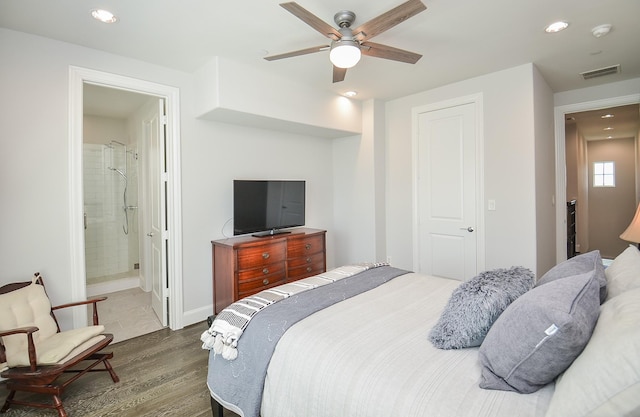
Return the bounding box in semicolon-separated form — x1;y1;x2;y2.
0;322;238;417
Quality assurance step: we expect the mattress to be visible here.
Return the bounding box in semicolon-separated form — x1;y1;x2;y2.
260;272;554;417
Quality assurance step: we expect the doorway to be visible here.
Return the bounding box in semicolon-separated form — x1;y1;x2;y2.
565;104;639;259
555;94;640;263
69;66;184;331
82;85;164;340
83;84;148;295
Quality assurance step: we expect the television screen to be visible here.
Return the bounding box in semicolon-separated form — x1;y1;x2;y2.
233;180;305;236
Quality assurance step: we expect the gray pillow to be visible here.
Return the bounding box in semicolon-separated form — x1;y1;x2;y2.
478;268;600;393
428;266;535;349
537;250;607;303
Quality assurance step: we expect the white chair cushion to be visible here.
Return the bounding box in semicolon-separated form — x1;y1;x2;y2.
0;282;105;367
56;335;106;365
21;326;106;366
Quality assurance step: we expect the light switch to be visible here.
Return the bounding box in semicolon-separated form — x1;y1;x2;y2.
488;200;496;211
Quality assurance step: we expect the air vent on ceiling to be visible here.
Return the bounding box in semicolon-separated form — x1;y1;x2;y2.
580;65;620;80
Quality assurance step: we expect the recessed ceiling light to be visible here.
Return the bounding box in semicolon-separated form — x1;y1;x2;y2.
91;9;118;23
344;91;358;97
601;114;614;119
545;21;569;33
591;24;612;38
604;127;614;131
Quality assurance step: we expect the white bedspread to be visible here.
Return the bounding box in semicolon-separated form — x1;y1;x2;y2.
261;272;554;417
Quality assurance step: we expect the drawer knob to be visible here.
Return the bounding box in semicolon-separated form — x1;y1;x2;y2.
262;268;269;275
305;243;311;250
262;252;270;259
263;278;269;285
306;266;312;272
306;257;312;263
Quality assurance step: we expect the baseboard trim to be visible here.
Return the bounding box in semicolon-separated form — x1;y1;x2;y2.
87;276;140;297
182;304;214;328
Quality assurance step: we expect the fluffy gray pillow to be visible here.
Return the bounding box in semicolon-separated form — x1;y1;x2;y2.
478;268;600;393
537;250;607;303
428;266;535;349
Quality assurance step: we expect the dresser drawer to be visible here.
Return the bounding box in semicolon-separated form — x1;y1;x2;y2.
238;274;287;298
288;260;325;280
236;242;286;270
287;252;325;269
237;262;286;282
287;234;324;258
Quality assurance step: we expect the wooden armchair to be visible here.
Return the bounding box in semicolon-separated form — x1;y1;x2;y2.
0;273;119;417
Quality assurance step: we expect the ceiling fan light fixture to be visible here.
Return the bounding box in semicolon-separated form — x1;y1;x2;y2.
330;40;361;69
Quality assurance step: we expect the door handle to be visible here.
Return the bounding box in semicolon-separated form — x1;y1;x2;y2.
460;227;474;232
147;232;154;237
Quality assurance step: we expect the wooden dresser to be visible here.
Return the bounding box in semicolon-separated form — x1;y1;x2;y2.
212;228;326;314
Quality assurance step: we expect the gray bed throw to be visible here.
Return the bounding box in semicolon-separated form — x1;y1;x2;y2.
207;265;409;417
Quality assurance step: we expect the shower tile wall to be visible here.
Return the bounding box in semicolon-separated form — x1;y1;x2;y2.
84;144;132;283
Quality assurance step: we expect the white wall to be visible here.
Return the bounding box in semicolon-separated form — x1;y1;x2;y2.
331;99;388;266
0;28;342;328
385;64;544;275
554;78;640;107
532;65;557;276
184;119;338;315
194;57;362;138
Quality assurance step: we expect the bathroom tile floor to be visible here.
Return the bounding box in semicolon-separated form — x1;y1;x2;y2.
89;287;164;343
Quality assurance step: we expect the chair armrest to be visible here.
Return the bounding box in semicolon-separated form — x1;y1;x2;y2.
52;297;107;326
0;326;39;371
0;326;38;338
52;297;107;310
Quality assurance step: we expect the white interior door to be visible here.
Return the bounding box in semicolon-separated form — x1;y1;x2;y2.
416;102;478;280
144;98;168;326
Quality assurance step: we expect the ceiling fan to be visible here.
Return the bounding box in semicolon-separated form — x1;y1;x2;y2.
264;0;427;83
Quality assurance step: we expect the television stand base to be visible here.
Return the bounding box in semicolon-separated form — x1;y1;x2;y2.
251;229;292;237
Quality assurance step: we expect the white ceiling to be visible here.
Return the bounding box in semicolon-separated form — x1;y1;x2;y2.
2;0;639;138
83;84;152;119
1;0;639;102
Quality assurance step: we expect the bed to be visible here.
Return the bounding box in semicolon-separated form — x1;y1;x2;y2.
203;247;640;417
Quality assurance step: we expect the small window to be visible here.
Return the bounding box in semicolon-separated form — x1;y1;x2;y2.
593;161;615;187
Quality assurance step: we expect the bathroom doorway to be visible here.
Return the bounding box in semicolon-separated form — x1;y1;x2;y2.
83;84;162;339
69;66;183;332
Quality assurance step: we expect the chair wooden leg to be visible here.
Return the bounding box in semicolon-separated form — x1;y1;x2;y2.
0;390;15;413
52;395;67;417
103;358;120;383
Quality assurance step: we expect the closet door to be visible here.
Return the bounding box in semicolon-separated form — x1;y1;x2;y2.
415;101;478;281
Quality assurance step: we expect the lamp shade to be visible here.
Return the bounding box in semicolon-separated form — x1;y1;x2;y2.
329;40;361;69
620;203;640;243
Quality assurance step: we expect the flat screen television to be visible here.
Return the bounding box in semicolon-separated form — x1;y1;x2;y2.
233;180;306;237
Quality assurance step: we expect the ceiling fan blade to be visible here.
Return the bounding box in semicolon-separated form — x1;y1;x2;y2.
361;41;422;64
352;0;426;42
333;66;347;83
280;2;342;40
264;45;330;61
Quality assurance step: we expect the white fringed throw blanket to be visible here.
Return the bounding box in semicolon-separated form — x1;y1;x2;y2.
201;263;387;360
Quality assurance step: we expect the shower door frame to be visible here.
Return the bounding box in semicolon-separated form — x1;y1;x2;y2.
69;66;184;330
